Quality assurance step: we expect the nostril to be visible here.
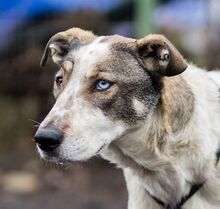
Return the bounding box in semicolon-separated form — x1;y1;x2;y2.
34;136;59;146
34;127;63;152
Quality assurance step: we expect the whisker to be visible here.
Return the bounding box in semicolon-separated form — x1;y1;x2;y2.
33;124;40;129
29;119;41;125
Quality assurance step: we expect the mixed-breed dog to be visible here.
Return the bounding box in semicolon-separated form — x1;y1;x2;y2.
34;27;220;209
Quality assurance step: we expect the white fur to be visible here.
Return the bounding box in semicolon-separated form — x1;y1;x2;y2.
57;98;126;161
132;98;146;116
100;65;220;209
38;37;220;209
39;37;127;161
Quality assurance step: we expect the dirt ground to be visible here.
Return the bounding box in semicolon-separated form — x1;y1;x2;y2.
0;152;127;209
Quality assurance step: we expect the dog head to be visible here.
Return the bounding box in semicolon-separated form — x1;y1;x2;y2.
34;27;187;163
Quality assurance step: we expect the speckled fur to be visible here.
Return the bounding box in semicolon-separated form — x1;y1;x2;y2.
36;27;220;209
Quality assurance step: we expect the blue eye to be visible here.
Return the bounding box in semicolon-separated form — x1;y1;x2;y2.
96;80;112;90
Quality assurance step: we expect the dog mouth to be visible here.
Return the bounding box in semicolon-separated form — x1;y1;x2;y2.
37;144;59;152
95;144;107;155
37;142;107;164
37;145;58;159
38;148;69;165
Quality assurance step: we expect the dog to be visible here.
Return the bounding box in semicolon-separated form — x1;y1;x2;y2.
34;27;220;209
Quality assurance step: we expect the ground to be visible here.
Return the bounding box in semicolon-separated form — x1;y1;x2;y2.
0;152;127;209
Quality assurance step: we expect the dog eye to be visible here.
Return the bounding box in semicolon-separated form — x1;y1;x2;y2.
96;80;112;91
55;76;63;87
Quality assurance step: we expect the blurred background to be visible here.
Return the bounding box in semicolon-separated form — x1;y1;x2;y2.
0;0;220;208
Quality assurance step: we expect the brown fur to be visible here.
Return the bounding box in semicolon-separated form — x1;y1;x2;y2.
137;34;187;76
36;27;220;209
161;75;194;133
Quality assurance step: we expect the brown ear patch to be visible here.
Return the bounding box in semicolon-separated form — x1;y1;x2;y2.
137;34;187;77
40;27;96;67
160;76;194;133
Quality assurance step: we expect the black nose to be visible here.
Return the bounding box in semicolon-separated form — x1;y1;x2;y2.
34;126;63;152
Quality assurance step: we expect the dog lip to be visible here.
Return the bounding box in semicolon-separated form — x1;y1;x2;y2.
37;144;59;152
96;144;106;154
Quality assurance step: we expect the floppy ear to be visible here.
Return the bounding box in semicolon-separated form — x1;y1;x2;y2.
137;34;187;76
40;27;96;67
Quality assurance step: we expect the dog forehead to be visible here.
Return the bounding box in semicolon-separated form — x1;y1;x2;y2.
66;36;111;79
69;35;136;73
73;36;110;65
60;35;139;95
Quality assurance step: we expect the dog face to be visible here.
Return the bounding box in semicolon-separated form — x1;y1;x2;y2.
34;28;187;163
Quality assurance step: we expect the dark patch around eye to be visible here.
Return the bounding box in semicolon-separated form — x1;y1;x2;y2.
88;44;163;126
97;79;160;126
